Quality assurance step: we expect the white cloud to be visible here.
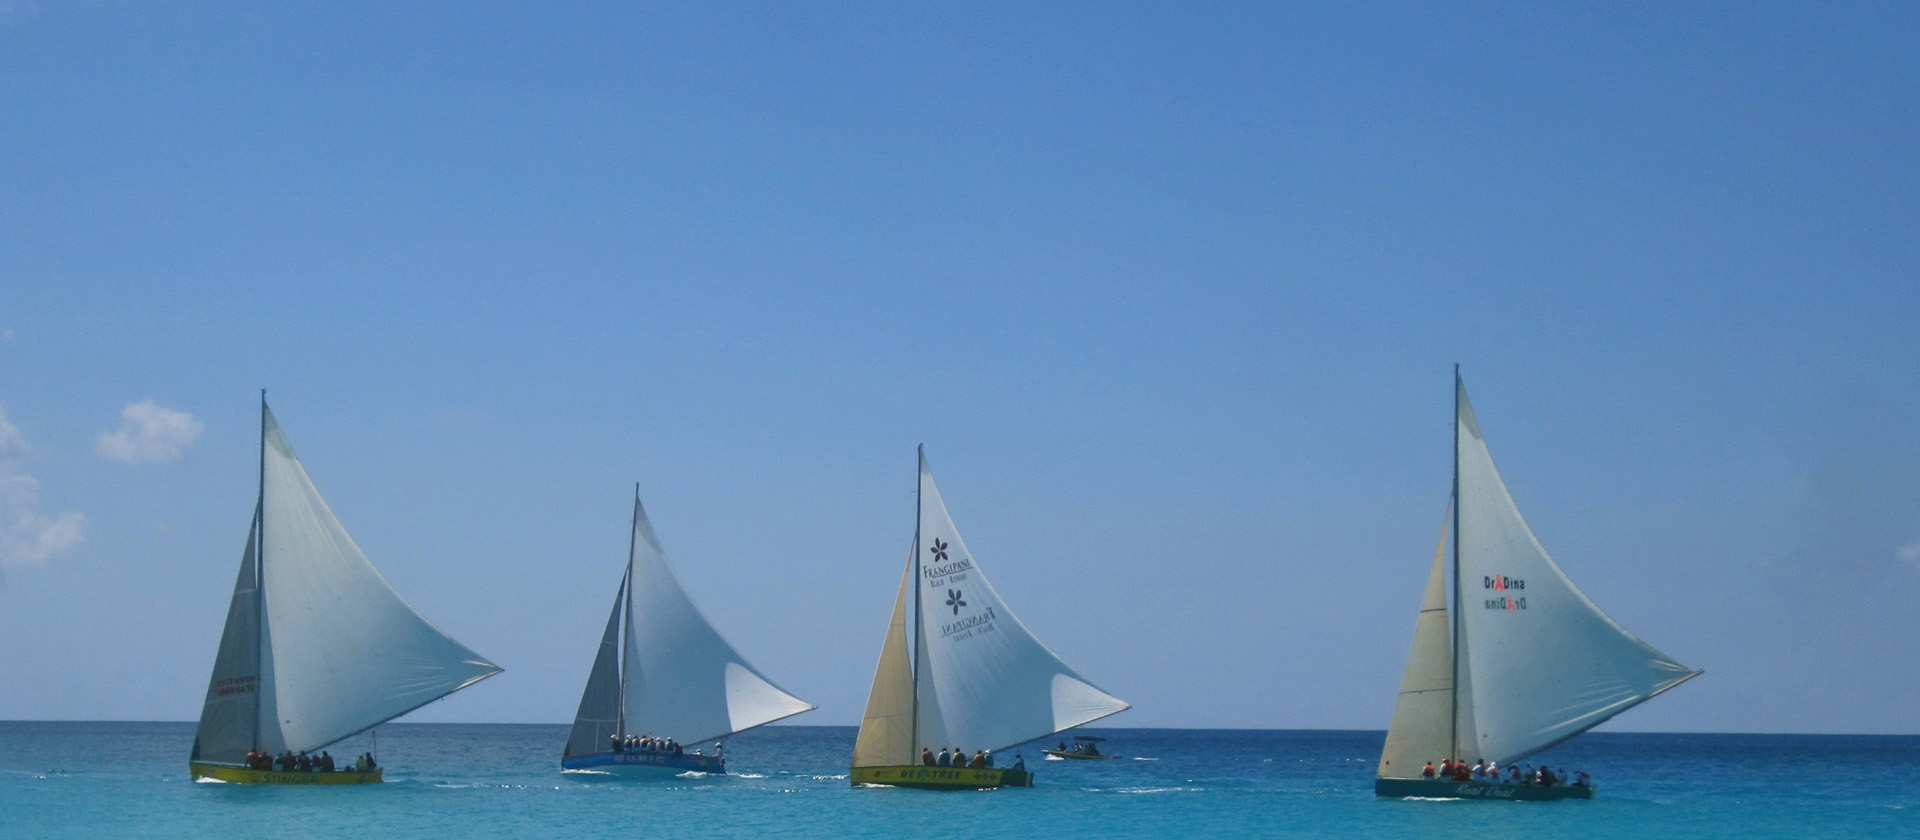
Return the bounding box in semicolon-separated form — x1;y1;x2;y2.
96;400;204;464
0;406;86;568
1899;542;1920;571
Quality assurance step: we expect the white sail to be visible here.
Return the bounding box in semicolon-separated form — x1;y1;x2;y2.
253;406;502;754
191;504;264;765
616;495;813;745
911;449;1129;754
1376;504;1455;778
851;556;916;768
1452;377;1699;764
565;571;627;758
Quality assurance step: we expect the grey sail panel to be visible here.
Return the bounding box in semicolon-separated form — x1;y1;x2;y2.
565;572;628;758
191;505;265;765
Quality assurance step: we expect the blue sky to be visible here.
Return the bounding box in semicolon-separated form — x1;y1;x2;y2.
2;2;1916;735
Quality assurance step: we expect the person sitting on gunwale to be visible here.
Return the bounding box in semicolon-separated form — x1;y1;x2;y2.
319;751;335;772
1421;761;1435;779
968;750;986;769
936;748;951;767
921;747;935;766
1438;758;1453;778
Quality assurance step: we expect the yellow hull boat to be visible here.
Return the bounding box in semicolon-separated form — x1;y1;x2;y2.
189;762;383;785
851;764;1031;790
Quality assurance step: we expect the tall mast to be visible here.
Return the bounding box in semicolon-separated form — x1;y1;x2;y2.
1449;366;1462;762
618;484;639;739
254;389;267;753
910;444;924;759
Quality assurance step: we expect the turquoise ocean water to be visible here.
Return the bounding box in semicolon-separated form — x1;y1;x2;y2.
1;722;1913;838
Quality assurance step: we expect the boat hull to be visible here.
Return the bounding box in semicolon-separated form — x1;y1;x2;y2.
1375;778;1594;800
562;751;726;776
851;764;1032;790
189;762;383;785
1042;749;1117;760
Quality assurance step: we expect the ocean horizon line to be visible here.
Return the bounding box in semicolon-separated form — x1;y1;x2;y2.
3;720;1914;738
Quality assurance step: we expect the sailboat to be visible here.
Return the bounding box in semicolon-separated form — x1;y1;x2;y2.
190;396;503;784
1375;371;1702;800
850;447;1130;790
561;488;815;776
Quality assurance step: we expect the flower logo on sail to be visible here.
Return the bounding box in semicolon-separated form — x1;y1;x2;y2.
946;589;966;615
930;539;949;563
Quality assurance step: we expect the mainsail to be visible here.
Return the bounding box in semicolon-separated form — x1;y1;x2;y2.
1376;374;1699;777
565;492;813;756
193;401;502;765
853;447;1129;763
1451;376;1698;764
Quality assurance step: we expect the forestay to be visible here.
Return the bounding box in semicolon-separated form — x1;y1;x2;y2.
1452;378;1699;764
911;450;1129;754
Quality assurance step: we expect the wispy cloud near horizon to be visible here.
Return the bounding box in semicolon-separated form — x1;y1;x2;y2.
0;406;86;568
96;400;203;465
1899;542;1920;572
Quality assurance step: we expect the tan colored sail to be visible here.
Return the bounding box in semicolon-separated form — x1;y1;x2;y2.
1377;503;1455;778
851;558;915;767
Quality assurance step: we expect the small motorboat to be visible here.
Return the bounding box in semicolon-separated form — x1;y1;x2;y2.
1043;735;1119;760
